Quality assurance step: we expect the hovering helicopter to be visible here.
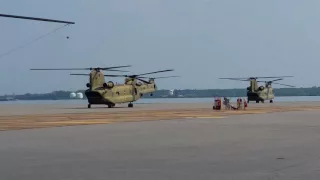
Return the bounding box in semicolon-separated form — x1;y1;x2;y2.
219;76;295;103
31;66;178;108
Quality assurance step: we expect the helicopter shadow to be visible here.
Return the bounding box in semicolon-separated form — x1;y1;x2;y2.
62;106;127;110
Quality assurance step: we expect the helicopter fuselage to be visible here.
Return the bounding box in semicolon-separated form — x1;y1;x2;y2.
85;82;157;107
247;86;275;103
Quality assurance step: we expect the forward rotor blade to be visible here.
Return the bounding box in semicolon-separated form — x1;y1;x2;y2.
104;75;127;77
30;68;91;70
100;65;132;70
105;69;130;72
139;76;180;79
273;82;295;87
30;65;131;71
0;13;75;24
70;73;90;76
219;78;247;80
219;78;249;81
136;69;174;76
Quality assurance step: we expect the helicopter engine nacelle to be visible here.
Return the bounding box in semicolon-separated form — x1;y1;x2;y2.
103;81;114;88
149;79;155;83
86;83;91;88
136;82;142;86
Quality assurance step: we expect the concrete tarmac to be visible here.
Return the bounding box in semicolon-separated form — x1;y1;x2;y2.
1;102;320;131
1;110;320;180
1;101;320;116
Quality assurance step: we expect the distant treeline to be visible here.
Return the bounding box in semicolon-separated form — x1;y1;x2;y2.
2;87;320;100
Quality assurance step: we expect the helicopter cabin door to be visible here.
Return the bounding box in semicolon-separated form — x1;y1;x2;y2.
132;86;141;101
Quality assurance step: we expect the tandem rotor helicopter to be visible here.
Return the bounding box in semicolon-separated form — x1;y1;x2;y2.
30;66;178;108
219;76;295;103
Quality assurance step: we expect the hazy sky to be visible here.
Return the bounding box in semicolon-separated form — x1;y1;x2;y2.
1;0;320;94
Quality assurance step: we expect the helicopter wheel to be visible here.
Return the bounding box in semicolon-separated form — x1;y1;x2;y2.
256;100;259;103
270;100;273;103
88;104;91;108
108;104;112;108
128;103;133;108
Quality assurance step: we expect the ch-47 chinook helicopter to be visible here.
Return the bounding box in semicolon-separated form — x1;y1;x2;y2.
31;66;178;108
219;76;295;103
70;69;178;108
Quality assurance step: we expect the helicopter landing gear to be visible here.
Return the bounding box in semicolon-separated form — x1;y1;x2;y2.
107;104;115;108
270;100;273;103
256;99;264;103
88;104;91;108
128;103;133;108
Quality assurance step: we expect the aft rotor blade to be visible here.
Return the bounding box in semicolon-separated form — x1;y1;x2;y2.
136;69;174;76
137;78;151;84
257;78;283;83
273;82;295;87
220;76;293;80
270;78;283;82
0;13;75;24
255;76;293;79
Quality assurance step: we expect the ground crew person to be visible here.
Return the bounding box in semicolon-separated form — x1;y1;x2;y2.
239;98;243;110
236;98;240;110
244;99;248;109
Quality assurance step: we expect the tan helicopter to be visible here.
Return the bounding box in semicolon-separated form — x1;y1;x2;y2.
31;66;177;108
219;76;295;103
71;69;178;108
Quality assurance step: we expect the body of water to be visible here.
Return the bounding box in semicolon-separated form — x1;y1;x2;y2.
1;96;320;105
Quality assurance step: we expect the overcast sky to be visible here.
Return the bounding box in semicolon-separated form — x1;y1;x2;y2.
1;0;320;94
